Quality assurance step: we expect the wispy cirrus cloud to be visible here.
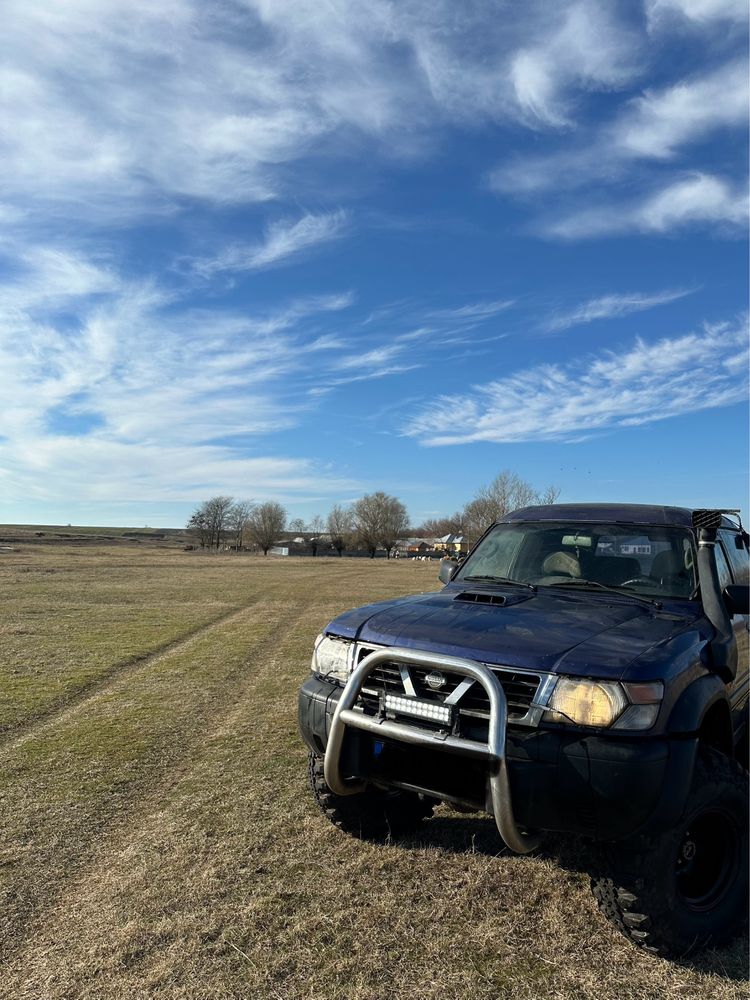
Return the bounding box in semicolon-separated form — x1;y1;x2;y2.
0;246;122;314
333;344;407;372
405;317;749;445
0;243;360;502
615;59;748;159
491;59;749;196
543;288;695;332
0;0;645;224
543;173;748;239
1;236;526;503
646;0;748;27
276;295;517;395
507;1;641;127
428;300;515;321
191;211;349;277
490;49;748;243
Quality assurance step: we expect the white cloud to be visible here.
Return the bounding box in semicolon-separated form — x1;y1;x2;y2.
544;288;694;332
491;59;749;195
544;173;747;239
0;0;645;223
639;174;747;230
646;0;749;26
334;344;407;372
2;437;358;504
615;59;749;159
428;300;515;321
405;317;749;445
509;2;640;127
0;247;122;316
322;364;422;388
0;243;361;502
192;211;349;276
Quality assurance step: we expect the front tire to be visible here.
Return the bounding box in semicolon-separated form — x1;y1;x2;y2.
308;751;435;841
592;747;748;957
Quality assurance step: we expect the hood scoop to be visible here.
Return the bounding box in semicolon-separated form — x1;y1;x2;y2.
454;591;508;607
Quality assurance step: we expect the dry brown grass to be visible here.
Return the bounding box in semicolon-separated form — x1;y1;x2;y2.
0;545;746;999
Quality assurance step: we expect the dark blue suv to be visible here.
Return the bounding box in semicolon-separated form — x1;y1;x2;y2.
298;504;749;956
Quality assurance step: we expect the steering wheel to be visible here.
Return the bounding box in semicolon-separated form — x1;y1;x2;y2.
620;576;658;589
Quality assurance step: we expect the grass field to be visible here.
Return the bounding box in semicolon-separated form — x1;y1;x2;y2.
0;544;747;999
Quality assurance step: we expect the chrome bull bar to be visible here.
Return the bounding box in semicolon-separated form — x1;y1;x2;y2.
323;646;539;854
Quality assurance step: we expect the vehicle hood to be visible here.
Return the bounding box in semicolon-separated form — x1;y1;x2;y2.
326;586;701;679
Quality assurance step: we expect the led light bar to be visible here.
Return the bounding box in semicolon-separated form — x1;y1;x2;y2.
383;693;453;726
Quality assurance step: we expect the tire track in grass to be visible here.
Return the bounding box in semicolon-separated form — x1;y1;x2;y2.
0;596;313;964
0;599;339;1000
0;604;248;754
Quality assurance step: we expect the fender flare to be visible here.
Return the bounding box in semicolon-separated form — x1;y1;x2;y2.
667;673;732;740
636;676;732;835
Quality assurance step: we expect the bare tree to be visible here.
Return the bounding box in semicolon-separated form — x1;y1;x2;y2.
229;500;254;551
206;495;235;549
380;496;409;558
416;512;465;539
353;491;409;559
536;484;562;505
462;471;559;544
187;504;210;549
247;501;287;555
187;496;234;549
306;514;326;556
327;504;354;556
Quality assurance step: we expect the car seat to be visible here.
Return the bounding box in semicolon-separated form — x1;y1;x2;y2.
650;550;690;595
541;551;582;578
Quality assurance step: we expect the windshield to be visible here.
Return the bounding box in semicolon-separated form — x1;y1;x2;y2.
457;522;697;600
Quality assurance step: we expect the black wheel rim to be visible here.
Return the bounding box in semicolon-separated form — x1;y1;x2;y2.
675;808;741;912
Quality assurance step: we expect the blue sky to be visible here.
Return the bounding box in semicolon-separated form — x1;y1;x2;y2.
0;0;747;528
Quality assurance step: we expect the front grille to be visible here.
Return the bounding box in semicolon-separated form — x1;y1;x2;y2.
356;646;542;728
456;671;540;718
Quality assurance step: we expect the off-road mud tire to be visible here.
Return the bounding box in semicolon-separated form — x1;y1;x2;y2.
591;747;748;957
308;751;435;841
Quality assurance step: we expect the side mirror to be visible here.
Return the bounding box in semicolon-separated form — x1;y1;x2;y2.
438;560;458;585
723;584;750;616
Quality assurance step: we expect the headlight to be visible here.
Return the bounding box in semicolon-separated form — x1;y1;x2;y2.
311;634;352;683
546;678;662;730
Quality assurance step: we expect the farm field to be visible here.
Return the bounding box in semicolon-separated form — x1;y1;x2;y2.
0;544;746;1000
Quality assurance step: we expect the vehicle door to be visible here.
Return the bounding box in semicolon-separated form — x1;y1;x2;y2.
716;530;749;727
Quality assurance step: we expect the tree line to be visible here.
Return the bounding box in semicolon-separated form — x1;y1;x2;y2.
187;497;285;555
187;470;559;556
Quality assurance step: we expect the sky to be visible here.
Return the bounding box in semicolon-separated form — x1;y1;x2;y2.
0;0;748;529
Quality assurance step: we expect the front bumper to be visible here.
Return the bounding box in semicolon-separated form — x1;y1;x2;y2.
299;659;698;844
323;647;538;853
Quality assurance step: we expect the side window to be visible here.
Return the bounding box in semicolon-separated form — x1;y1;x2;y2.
714;544;733;591
719;530;750;586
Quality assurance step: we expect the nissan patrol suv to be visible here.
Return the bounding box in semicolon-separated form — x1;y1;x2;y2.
298;505;749;956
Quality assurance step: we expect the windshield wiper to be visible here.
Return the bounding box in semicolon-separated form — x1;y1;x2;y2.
546;579;661;609
463;575;537;593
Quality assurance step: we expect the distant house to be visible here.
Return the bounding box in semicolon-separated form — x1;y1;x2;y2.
270;533;336;557
435;533;468;555
398;537;434;555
